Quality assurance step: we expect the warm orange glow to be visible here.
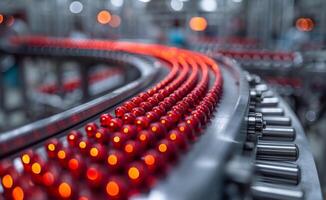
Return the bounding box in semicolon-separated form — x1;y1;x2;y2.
31;163;42;174
68;134;75;140
158;144;167;153
106;181;120;196
43;172;54;186
161;119;166;124
113;136;120;143
107;155;118;165
0;14;4;24
124;144;134;153
12;186;24;200
123;127;129;134
136;120;141;125
79;197;89;200
57;150;66;160
90;147;99;157
86;168;99;181
2;174;13;188
189;17;207;32
97;10;111;25
21;154;30;164
144;155;155;166
48;143;56;151
151;126;157;132
139;134;147;141
296;17;314;32
179;126;185;132
58;182;72;198
95;132;102;139
86;126;93;131
169;133;177;140
109;15;121;28
68;159;79;170
128;167;140;180
79;141;87;149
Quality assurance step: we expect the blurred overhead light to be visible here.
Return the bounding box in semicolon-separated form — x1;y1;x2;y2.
111;0;124;7
138;0;151;3
97;10;112;25
170;0;183;11
69;1;83;14
200;0;217;12
232;0;242;3
189;16;207;32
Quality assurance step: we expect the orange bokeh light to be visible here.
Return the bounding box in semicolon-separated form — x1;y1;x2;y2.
108;155;118;165
189;17;207;32
0;14;4;24
21;154;30;164
144;155;155;166
2;174;13;188
95;132;102;139
48;143;56;151
139;134;147;141
57;150;66;160
58;182;72;198
113;136;120;143
12;186;24;200
90;147;99;157
169;133;177;140
158;144;167;153
124;144;134;153
106;181;120;197
31;163;42;174
296;17;314;32
79;141;87;149
97;10;111;25
128;167;140;180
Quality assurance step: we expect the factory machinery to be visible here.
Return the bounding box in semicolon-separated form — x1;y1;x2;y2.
0;37;322;200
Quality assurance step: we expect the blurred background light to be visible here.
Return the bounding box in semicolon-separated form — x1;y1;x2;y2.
97;10;112;25
69;1;83;14
200;0;217;12
138;0;151;3
189;16;207;31
296;17;314;32
111;0;124;8
109;15;121;28
170;0;183;11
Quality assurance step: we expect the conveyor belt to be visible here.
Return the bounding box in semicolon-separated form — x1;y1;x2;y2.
0;37;322;200
0;37;223;200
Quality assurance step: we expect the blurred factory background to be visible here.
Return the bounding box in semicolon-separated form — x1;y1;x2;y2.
1;0;326;199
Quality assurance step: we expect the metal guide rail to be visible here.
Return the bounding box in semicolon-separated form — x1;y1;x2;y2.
0;44;160;158
245;74;322;200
